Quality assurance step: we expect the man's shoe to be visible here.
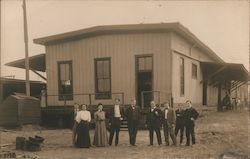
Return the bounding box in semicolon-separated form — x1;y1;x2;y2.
148;144;153;146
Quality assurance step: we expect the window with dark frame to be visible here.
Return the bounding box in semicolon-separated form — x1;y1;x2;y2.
95;58;111;99
180;57;185;96
192;63;198;79
58;61;73;100
138;56;153;72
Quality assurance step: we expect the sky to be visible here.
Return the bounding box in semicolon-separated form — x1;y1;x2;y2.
1;0;249;81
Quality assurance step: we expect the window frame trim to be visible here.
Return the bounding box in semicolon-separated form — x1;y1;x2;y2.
94;57;112;100
57;60;74;101
180;57;185;97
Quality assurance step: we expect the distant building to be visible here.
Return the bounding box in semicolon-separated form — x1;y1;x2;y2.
0;77;45;103
26;23;248;108
0;78;45;126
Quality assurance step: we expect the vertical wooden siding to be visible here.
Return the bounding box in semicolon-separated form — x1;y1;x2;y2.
46;33;172;106
171;33;219;105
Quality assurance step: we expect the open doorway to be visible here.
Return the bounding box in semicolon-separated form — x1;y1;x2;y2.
135;55;153;108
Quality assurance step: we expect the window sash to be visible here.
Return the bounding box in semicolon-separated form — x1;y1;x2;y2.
192;64;198;79
58;61;73;100
138;56;152;71
95;58;111;99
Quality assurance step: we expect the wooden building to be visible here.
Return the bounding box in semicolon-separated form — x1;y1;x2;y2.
0;77;45;126
0;77;45;103
30;23;248;109
0;94;41;126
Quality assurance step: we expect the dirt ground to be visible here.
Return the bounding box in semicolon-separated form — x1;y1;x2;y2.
0;108;249;159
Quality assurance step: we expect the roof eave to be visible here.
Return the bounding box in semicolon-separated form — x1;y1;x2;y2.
33;22;223;63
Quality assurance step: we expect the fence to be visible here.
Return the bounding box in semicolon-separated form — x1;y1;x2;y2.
140;91;172;108
46;92;124;106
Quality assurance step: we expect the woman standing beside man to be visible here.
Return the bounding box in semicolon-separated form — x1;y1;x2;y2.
75;104;91;148
93;103;108;147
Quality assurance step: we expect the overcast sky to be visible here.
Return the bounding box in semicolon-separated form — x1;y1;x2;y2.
1;0;249;80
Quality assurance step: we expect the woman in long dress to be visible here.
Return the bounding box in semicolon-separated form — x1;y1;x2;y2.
75;104;91;148
93;103;108;147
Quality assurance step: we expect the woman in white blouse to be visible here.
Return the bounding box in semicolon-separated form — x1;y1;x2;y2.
75;104;91;148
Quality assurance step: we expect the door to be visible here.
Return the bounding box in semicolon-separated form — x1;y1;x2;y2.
136;56;153;108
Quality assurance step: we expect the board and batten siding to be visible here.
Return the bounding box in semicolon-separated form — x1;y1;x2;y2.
171;52;203;105
46;33;172;106
170;33;219;106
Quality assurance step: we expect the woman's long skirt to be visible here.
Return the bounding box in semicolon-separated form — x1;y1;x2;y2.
93;121;108;147
76;121;91;148
72;121;78;146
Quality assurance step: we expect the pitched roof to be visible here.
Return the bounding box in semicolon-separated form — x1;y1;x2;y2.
33;22;223;62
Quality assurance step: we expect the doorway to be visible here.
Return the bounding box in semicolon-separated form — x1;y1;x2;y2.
135;55;153;108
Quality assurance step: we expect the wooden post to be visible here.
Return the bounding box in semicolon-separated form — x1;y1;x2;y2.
217;83;222;111
122;92;124;105
141;92;144;109
88;94;92;106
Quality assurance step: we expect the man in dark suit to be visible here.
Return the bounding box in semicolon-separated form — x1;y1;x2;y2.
125;99;140;146
175;104;185;145
146;101;162;146
162;102;177;146
184;100;199;146
108;98;123;146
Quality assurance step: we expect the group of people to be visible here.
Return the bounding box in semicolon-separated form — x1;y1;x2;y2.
146;100;199;146
72;98;199;148
221;92;244;111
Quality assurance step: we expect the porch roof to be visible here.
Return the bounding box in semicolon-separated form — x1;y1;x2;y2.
5;54;45;72
201;62;249;82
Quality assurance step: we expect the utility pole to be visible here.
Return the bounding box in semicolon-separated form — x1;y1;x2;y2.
22;0;30;96
0;0;1;142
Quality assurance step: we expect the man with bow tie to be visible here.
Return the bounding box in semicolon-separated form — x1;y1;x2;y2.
146;101;163;146
125;99;140;146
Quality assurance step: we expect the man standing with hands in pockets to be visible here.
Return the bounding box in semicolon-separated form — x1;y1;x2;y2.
163;102;177;146
109;98;123;146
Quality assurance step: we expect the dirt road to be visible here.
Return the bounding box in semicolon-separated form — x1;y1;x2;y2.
0;108;249;159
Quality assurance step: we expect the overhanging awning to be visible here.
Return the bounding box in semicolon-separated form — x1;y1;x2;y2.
201;62;249;82
5;54;45;72
5;54;46;80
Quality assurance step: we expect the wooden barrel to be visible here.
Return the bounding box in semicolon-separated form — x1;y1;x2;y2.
16;137;26;150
